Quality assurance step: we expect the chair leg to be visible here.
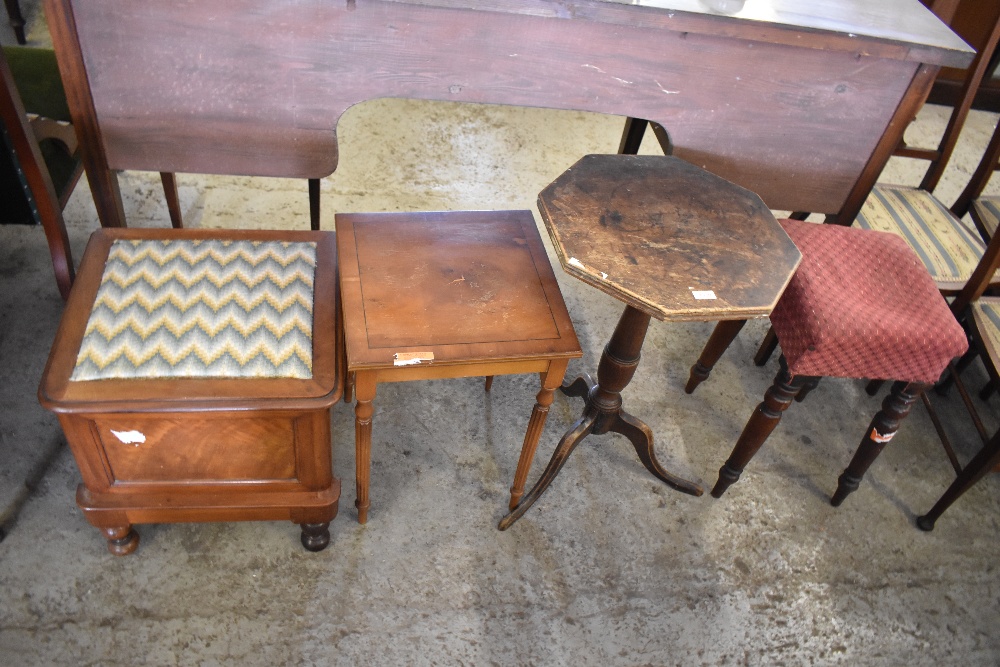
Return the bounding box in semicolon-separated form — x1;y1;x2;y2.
4;0;26;45
159;172;183;228
831;381;925;506
712;356;811;497
685;319;746;394
308;178;320;230
753;326;779;366
484;376;494;392
917;428;1000;531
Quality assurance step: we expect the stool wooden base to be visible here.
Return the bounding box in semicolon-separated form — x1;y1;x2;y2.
39;229;343;555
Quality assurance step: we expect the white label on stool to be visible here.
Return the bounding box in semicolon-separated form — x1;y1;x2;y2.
394;352;434;366
691;290;717;300
111;429;146;446
870;428;894;443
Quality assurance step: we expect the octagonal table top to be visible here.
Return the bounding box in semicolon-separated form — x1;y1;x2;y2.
537;154;801;321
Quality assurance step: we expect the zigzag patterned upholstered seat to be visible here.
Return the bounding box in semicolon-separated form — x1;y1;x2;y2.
71;238;317;381
854;184;999;293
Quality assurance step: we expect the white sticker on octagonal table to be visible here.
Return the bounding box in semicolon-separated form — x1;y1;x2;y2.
691;290;717;300
111;429;146;446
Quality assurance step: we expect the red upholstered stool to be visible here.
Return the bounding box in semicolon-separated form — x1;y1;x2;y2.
687;219;968;504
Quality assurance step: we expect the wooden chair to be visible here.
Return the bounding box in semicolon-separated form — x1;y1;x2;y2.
952;114;1000;242
852;5;1000;296
686;219;968;503
3;0;26;44
917;219;1000;529
0;46;182;300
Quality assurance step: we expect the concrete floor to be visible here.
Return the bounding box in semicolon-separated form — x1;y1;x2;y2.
2;6;1000;666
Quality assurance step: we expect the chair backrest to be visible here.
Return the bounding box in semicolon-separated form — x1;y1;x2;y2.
896;0;1000;192
43;0;972;230
951;106;1000;217
0;46;75;299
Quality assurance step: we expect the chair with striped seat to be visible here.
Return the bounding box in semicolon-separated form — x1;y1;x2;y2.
853;8;1000;295
918;222;1000;529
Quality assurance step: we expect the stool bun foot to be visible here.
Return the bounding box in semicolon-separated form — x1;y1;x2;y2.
300;522;331;551
102;525;139;556
916;514;936;531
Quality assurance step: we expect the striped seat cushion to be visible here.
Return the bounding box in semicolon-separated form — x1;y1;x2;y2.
972;297;1000;364
855;185;988;291
771;219;968;384
71;238;317;380
971;196;1000;239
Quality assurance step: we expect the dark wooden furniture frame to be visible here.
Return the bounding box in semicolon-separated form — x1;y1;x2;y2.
38;228;344;555
41;0;971;236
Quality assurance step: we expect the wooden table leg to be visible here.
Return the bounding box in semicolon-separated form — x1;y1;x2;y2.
508;359;569;510
353;371;377;524
499;304;702;529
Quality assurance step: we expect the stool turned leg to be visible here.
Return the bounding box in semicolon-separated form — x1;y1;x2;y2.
795;377;821;402
713;356;810;498
753;326;779;367
485;376;494;392
831;381;925;506
685;319;746;394
917;429;1000;531
102;525;139;556
353;372;377;524
509;361;569;510
300;522;331;551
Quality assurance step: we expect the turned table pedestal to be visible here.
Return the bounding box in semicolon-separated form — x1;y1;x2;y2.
500;155;801;528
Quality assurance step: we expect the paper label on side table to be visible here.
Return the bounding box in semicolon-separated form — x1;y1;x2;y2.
394;352;435;366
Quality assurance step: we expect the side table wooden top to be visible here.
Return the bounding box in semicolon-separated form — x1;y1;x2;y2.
537;154;802;322
337;210;581;371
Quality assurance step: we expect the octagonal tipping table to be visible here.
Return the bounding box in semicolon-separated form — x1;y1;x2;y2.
499;154;802;529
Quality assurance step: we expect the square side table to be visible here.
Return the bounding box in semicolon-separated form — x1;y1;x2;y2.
336;210;581;524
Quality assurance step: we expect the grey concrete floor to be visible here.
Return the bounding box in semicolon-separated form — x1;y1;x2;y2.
3;6;1000;666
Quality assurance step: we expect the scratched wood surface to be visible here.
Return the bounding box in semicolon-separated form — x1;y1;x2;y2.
46;0;971;221
337;210;581;369
537;154;802;321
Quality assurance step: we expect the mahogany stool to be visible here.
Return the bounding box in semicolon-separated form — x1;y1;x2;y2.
336;210;582;524
39;228;343;555
686;219;969;503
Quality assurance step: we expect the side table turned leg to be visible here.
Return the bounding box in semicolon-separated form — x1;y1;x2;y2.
353;372;377;524
831;381;925;506
500;305;701;530
508;360;569;510
102;525;139;556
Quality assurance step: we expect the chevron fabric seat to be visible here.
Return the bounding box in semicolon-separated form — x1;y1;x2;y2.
71;237;317;381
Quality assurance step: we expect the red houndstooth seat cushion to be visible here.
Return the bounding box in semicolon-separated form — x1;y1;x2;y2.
770;219;968;384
